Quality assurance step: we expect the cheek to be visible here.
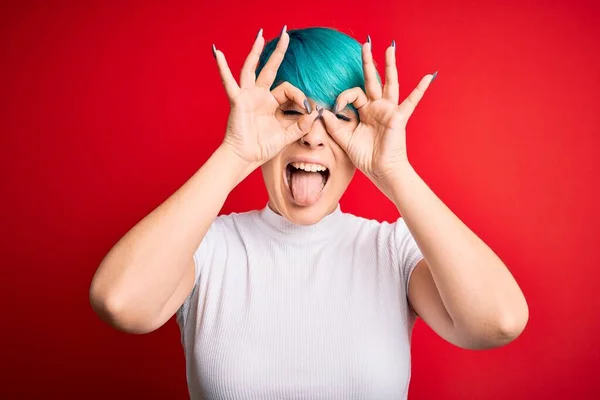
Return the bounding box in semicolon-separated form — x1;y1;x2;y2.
261;154;288;186
261;160;278;181
332;151;356;184
340;161;356;182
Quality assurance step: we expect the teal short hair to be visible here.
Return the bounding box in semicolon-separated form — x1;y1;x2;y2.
256;27;373;112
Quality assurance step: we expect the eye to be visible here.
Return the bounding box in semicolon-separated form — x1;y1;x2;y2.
282;110;302;116
282;109;352;122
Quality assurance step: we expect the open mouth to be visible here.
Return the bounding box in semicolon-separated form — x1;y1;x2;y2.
285;162;330;206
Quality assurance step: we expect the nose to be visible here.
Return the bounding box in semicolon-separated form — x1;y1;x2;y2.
299;117;327;149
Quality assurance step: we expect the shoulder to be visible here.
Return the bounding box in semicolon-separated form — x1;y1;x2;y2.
210;209;261;230
336;212;413;259
338;211;408;239
193;209;261;251
338;212;418;260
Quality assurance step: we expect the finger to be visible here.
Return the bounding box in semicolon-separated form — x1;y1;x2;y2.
283;108;320;144
271;82;310;112
383;41;399;104
333;87;369;115
256;26;290;88
239;28;266;88
320;109;351;150
397;73;436;120
362;36;382;100
213;44;241;101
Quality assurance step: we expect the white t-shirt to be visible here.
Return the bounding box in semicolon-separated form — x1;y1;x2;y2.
176;204;424;399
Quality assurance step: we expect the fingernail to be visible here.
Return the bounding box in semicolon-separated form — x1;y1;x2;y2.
332;103;339;114
304;99;312;114
317;106;324;118
391;40;396;48
256;28;263;39
212;44;217;59
367;35;371;45
430;71;438;84
281;25;287;36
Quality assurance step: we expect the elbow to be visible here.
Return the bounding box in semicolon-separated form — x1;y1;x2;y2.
459;301;529;350
497;301;529;343
495;289;530;343
487;304;530;349
89;274;160;335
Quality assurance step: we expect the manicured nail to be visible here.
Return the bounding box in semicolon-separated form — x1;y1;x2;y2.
367;35;371;45
281;25;287;36
430;71;438;84
332;103;339;114
391;40;396;48
256;28;263;39
317;106;324;118
212;44;217;59
303;99;312;114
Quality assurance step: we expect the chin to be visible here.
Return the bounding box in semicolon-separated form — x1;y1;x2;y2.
277;201;336;226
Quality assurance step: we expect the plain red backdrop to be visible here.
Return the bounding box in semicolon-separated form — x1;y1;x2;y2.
1;0;599;398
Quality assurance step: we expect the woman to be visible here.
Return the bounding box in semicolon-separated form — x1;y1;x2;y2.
90;26;529;399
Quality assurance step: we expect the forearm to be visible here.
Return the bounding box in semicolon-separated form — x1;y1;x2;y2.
387;162;528;339
90;144;255;327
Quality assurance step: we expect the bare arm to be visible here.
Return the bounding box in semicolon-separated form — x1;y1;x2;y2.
392;162;529;350
319;38;528;349
89;145;253;334
89;28;317;334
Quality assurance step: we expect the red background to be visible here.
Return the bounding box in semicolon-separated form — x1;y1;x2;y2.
2;0;599;398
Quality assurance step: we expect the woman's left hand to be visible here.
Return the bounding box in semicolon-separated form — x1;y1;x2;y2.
320;38;436;193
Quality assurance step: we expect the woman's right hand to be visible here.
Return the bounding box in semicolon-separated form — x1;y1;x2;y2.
213;27;320;167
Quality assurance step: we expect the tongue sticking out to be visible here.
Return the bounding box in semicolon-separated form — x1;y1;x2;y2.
289;170;324;206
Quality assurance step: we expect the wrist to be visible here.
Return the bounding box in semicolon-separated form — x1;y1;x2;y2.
373;161;417;203
212;144;259;188
385;161;419;205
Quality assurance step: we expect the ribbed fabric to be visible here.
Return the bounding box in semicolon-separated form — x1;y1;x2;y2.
176;204;424;400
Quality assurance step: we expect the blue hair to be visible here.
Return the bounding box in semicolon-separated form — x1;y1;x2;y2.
256;27;375;112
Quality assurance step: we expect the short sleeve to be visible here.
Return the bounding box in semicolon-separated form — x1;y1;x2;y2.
176;219;219;327
393;217;425;296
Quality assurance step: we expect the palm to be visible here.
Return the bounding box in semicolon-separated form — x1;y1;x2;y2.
322;40;435;185
224;89;285;163
345;100;407;180
213;28;317;166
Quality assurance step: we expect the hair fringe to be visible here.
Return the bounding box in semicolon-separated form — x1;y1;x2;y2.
257;27;377;113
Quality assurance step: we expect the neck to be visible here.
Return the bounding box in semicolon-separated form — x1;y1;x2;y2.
257;202;344;242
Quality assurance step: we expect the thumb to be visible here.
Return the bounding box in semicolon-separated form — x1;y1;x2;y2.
320;109;351;150
283;108;320;145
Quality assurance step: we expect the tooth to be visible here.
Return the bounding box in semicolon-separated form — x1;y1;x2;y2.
289;161;329;171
